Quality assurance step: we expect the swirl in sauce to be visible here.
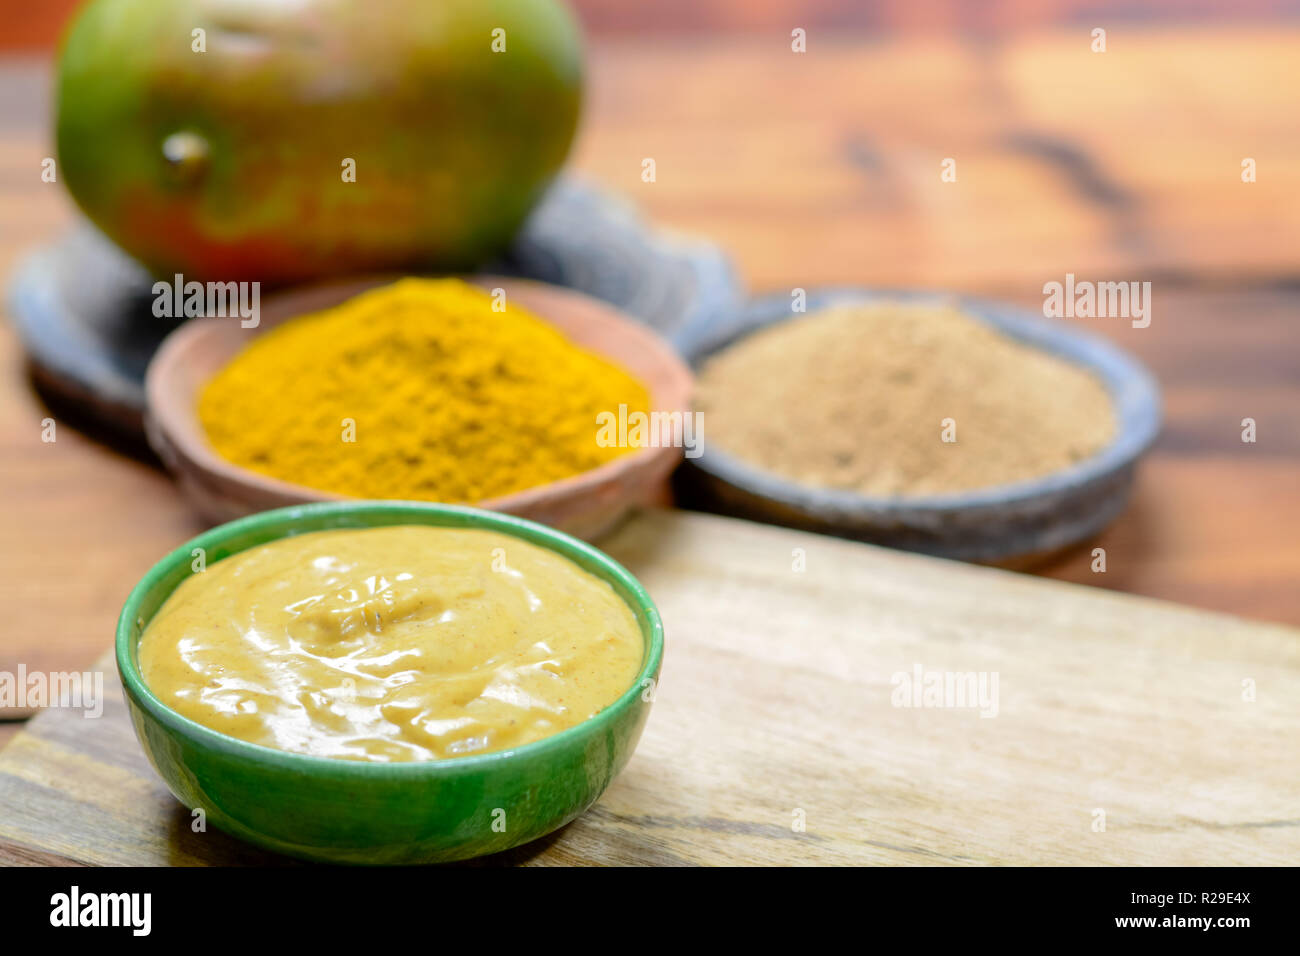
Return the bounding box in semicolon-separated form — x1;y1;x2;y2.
139;526;644;762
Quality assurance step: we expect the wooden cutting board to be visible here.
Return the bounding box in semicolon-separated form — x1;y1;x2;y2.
0;509;1296;866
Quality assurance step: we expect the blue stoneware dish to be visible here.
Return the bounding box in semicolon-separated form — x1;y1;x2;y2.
678;288;1162;564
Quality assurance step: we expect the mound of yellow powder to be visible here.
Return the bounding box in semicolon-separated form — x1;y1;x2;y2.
199;278;649;502
695;301;1116;497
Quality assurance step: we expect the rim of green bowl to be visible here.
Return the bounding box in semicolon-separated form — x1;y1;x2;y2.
115;501;665;779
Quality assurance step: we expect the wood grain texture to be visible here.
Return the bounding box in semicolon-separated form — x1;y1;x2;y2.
4;1;1295;51
574;31;1300;290
0;510;1296;866
0;28;1297;706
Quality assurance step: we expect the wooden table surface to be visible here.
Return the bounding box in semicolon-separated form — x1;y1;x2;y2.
3;510;1297;866
2;27;1298;755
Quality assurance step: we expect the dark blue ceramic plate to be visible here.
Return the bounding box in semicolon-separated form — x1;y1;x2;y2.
678;288;1162;564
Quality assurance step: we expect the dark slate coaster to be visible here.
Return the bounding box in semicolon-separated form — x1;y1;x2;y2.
6;177;740;438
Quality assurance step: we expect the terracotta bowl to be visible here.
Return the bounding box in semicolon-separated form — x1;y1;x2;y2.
145;276;693;540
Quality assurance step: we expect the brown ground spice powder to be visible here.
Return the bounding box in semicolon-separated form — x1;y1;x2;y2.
694;302;1116;496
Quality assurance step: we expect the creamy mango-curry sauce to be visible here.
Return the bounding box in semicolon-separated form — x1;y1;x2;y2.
139;526;644;762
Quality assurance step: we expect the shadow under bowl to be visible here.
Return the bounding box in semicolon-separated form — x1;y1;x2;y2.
116;501;664;865
678;288;1162;564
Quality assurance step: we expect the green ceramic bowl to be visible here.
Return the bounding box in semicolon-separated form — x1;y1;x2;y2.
116;501;663;865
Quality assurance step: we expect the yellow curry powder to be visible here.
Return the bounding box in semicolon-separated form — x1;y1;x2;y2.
199;278;650;502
